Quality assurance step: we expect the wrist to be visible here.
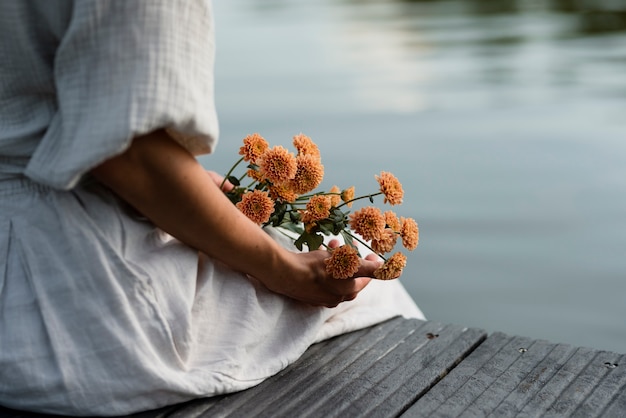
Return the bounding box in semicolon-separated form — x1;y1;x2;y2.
254;246;315;300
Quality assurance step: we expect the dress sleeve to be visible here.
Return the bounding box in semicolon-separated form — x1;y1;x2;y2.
25;0;219;190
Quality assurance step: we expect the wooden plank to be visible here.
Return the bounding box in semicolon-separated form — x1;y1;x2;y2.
290;321;485;418
249;317;431;417
169;317;485;418
343;322;486;418
402;332;626;417
166;316;403;418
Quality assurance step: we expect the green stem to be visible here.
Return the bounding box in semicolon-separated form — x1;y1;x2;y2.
221;156;245;190
344;230;387;261
296;191;329;201
289;201;308;207
336;192;383;209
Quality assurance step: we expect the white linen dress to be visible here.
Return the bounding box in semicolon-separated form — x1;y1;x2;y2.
0;1;424;416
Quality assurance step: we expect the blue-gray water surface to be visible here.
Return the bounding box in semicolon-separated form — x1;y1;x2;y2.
202;0;626;353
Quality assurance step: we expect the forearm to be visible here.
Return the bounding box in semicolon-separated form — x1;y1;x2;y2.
90;130;293;285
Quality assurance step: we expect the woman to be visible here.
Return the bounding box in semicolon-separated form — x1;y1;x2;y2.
0;1;423;415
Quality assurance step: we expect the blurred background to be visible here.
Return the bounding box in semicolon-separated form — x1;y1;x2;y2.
202;0;626;353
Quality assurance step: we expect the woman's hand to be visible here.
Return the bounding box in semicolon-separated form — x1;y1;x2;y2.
91;130;375;308
263;243;379;308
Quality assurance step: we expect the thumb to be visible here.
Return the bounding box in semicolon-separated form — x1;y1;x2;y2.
354;256;382;279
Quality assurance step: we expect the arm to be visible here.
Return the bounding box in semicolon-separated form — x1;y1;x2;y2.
91;129;378;307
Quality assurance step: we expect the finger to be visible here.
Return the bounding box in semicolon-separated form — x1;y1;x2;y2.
364;253;381;262
343;292;358;302
315;295;345;309
353;258;382;279
327;239;340;249
327;276;371;299
352;276;372;292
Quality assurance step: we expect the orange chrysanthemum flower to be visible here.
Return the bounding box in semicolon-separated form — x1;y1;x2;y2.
239;133;269;164
292;133;321;161
289;154;324;195
236;190;275;225
376;171;404;205
328;185;341;207
341;186;355;208
301;195;332;225
269;183;298;203
325;245;360;279
371;228;398;255
349;206;386;241
246;167;265;183
374;252;407;280
400;217;419;251
258;146;298;185
384;210;401;232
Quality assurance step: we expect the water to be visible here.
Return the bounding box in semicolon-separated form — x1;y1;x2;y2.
202;0;626;353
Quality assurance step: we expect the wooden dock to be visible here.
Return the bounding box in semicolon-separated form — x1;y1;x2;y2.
1;317;624;417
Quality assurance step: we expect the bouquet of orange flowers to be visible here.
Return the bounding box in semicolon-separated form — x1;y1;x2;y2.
222;133;419;280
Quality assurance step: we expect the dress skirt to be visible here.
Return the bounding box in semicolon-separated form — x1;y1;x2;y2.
0;176;423;416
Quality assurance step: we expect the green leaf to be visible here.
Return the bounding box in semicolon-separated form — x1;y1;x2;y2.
308;233;325;250
289;211;301;223
226;187;245;205
269;202;287;227
318;221;333;235
332;208;348;221
294;231;324;251
294;234;305;251
227;176;240;186
328;208;348;233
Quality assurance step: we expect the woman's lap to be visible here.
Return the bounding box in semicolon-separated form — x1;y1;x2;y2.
0;178;422;415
